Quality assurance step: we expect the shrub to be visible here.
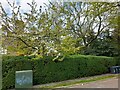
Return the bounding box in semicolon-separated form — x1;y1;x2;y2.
2;55;117;89
115;57;120;66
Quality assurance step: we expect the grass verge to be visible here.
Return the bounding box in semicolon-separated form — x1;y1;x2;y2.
39;74;117;88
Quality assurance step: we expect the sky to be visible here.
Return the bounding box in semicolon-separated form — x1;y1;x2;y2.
0;0;119;14
0;0;49;14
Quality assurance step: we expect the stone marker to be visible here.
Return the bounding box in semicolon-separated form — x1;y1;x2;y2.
15;70;33;88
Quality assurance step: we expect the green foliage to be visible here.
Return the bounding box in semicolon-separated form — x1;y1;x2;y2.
1;1;119;57
2;55;117;89
84;38;119;57
115;57;120;66
52;36;82;61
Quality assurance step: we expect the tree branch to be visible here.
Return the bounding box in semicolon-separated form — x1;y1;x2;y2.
6;35;38;50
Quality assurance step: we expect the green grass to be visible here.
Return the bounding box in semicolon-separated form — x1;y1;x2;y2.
39;74;117;88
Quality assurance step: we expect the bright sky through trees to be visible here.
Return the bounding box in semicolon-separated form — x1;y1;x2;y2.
0;0;49;14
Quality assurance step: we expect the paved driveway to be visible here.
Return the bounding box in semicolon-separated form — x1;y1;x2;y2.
63;77;118;88
33;74;119;89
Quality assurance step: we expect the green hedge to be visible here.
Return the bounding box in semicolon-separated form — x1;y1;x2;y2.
115;57;120;66
2;55;117;89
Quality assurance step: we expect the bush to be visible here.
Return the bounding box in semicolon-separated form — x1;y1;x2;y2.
115;57;120;66
2;55;117;89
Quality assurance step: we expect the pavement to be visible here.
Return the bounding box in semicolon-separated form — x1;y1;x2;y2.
63;77;118;88
35;74;119;89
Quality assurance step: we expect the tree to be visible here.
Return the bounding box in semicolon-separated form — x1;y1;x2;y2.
84;31;119;57
1;0;118;59
0;0;81;59
108;3;120;56
1;0;46;56
49;2;118;55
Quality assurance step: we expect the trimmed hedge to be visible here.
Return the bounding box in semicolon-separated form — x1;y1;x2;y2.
2;55;117;89
115;57;120;66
